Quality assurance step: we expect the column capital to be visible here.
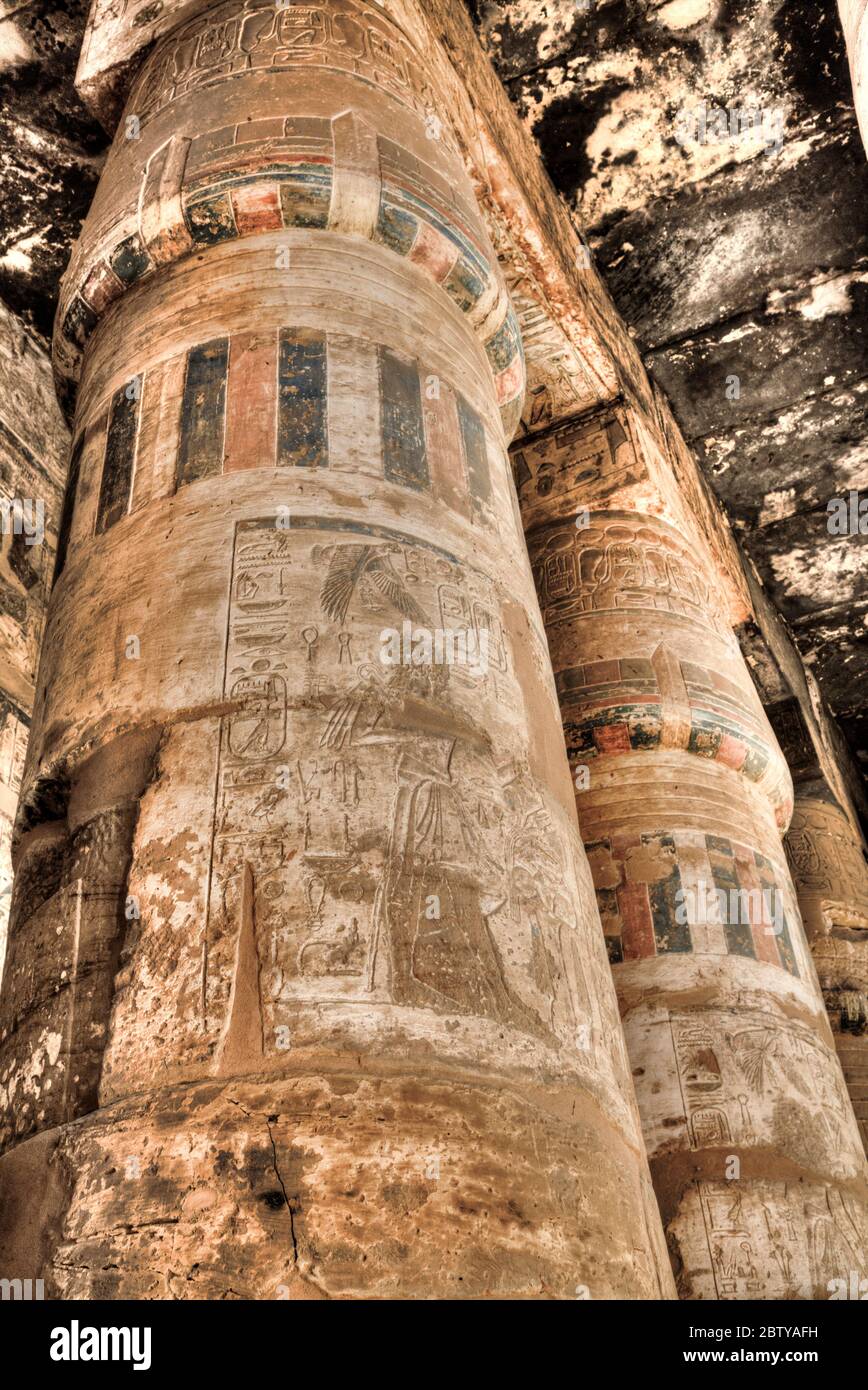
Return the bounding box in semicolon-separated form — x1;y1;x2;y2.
56;0;525;435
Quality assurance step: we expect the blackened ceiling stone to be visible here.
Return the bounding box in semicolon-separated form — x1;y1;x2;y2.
470;0;868;777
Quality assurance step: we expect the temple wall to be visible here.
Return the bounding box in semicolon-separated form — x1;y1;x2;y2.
0;301;68;984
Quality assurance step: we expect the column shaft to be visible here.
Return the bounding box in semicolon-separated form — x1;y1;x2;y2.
839;1;868;156
517;407;868;1299
787;793;868;1152
0;0;672;1299
0;304;68;983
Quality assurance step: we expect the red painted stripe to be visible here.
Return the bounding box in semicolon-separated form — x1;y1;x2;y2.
618;883;656;961
232;152;333;172
81;261;124;314
735;854;781;967
224;330;277;473
716;733;748;771
594;723;632;754
409;220;459;283
231;181;283;234
495;354;525;404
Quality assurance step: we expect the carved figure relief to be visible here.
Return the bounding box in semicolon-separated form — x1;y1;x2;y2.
688;1181;868;1299
203;517;595;1061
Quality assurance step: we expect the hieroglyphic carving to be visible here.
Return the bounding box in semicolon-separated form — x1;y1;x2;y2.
204;516;595;1059
786;798;868;923
668;1010;864;1177
528;514;729;637
127;0;449;136
687;1181;868;1300
514;411;644;514
701;1187;765;1296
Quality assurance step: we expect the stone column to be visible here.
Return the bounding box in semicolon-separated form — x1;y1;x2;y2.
786;793;868;1153
0;301;68;984
516;405;868;1299
0;0;673;1300
840;1;868;157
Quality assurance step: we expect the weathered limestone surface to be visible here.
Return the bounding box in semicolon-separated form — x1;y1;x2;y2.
840;1;868;155
754;607;868;1157
515;405;868;1299
0;0;675;1299
787;793;868;1153
0;301;68;983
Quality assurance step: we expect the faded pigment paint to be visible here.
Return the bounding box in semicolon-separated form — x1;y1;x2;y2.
515;403;868;1299
0;0;673;1300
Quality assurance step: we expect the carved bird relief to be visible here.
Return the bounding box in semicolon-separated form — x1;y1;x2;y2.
320;543;427;625
730;1028;810;1097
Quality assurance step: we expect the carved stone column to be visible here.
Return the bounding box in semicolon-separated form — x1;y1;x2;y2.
517;405;868;1300
0;302;68;984
786;793;868;1153
0;0;673;1299
840;1;868;157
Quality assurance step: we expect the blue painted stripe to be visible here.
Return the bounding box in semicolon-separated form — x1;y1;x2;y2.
96;381;140;534
382;184;490;279
380;349;429;492
277;330;328;468
176;337;229;488
457;394;490;510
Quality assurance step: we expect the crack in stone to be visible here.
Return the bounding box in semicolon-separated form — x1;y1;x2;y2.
229;1097;298;1265
264;1114;299;1267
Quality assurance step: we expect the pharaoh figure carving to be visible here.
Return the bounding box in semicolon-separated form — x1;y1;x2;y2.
0;0;674;1299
